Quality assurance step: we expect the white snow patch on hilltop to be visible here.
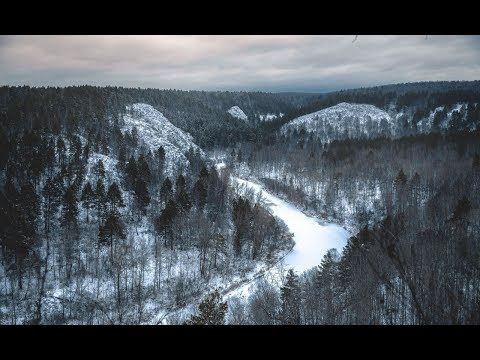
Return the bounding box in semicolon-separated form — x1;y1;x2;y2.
227;106;248;121
281;102;393;137
259;113;279;122
123;103;203;175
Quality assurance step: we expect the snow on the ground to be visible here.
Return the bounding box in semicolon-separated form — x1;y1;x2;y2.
227;106;248;121
123;103;204;175
215;162;226;171
85;153;120;186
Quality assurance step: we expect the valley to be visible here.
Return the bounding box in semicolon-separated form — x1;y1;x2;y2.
1;81;479;324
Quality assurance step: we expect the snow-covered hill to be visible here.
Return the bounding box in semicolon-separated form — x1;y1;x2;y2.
227;106;248;121
123;103;203;175
281;102;393;140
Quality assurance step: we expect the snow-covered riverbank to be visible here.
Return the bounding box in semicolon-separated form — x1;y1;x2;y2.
224;177;350;300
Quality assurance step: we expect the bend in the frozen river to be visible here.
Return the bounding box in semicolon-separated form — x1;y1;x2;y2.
234;178;350;273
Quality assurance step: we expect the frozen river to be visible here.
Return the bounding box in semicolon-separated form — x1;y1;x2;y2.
235;178;350;273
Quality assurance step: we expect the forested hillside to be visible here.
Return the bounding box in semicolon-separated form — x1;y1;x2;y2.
0;89;295;324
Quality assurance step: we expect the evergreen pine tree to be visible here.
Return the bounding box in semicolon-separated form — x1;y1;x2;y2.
57;137;66;166
118;145;126;166
157;146;165;174
155;199;178;248
176;189;192;214
42;175;63;235
134;178;150;216
19;182;38;237
316;249;340;324
81;181;95;223
175;174;186;195
232;197;252;257
185;289;228;325
94;159;105;180
83;142;91;162
199;165;209;181
125;155;137;190
98;212;126;256
62;185;79;227
106;182;124;214
394;168;408;187
137;153;151;183
280;269;301;325
95;179;107;223
193;179;207;210
160;177;173;205
0;179;37;289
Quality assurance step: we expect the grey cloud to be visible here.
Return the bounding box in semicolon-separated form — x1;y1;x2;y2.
0;35;12;47
0;35;479;92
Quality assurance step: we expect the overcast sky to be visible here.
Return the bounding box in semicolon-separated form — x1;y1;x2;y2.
1;35;479;93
